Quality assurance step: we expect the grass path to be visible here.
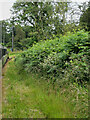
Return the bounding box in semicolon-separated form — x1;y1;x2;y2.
2;58;73;118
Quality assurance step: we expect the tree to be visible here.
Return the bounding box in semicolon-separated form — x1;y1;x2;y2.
1;20;12;47
14;25;25;49
11;1;70;40
11;2;54;40
79;2;90;31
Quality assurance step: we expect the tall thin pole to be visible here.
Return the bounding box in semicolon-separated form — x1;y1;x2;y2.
12;26;14;52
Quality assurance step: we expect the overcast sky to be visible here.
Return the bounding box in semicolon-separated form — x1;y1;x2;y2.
0;0;89;20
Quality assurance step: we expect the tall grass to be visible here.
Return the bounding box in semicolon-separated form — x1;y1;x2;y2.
2;59;75;118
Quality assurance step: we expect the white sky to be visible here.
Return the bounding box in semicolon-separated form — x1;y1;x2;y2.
0;0;89;20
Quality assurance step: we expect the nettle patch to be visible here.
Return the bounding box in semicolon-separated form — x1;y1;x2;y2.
15;30;89;86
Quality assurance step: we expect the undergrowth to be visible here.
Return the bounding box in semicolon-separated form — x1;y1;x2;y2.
10;30;89;118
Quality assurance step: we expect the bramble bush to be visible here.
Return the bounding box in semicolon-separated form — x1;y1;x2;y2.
15;30;89;86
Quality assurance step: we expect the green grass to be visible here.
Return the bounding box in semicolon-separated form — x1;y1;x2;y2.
2;58;74;118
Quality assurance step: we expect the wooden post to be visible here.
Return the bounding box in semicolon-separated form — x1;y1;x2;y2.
12;26;14;52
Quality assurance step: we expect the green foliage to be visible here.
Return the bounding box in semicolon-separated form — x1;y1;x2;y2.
2;1;89;50
15;30;89;86
64;53;89;86
14;25;25;49
6;41;12;48
1;20;12;46
20;38;36;49
11;2;71;41
79;2;90;31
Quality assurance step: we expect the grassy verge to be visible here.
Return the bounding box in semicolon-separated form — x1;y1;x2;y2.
2;58;74;118
8;51;24;58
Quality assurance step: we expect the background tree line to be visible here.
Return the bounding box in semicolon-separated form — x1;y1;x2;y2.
1;1;90;50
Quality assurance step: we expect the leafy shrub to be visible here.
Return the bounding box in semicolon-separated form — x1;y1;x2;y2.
15;30;89;85
67;53;89;85
21;37;38;49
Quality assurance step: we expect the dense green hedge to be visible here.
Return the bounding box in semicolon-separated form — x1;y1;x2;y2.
15;30;89;86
